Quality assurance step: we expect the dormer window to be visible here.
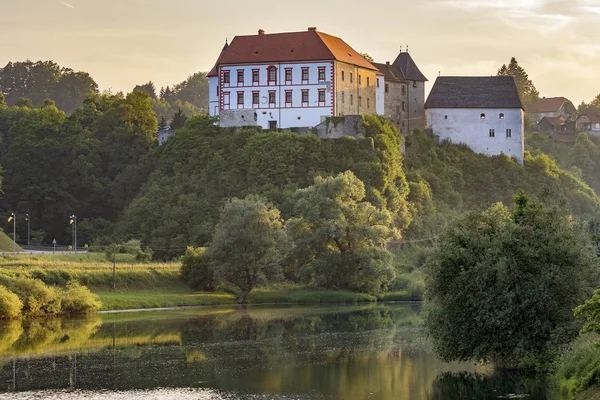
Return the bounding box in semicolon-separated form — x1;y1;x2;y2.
499;113;505;119
480;113;486;119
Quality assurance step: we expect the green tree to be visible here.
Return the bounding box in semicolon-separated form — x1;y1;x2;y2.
287;171;399;292
133;81;157;99
170;107;188;130
497;57;539;109
181;247;215;291
360;53;374;62
425;192;598;366
209;195;288;304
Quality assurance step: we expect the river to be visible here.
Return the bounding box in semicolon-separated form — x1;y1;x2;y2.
0;303;561;399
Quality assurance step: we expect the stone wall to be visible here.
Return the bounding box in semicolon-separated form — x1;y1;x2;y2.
384;81;408;132
219;109;259;128
334;62;377;117
311;115;365;139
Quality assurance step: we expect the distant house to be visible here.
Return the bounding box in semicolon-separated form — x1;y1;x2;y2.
207;27;381;130
528;97;577;124
372;51;427;132
538;116;574;133
577;110;600;135
424;76;524;164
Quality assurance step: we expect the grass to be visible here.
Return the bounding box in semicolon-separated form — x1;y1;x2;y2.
554;334;600;399
0;253;421;311
0;230;23;253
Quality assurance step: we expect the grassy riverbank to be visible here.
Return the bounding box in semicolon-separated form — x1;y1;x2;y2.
0;253;417;310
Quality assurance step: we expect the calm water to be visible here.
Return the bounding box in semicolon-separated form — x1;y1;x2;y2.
0;303;559;399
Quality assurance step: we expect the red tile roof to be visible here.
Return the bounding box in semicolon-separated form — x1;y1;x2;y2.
207;29;377;77
529;97;571;113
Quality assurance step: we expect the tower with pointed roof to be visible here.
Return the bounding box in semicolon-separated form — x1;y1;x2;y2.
373;50;428;132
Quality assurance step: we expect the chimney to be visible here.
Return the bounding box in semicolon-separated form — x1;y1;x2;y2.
386;61;390;66
308;27;317;31
258;29;265;35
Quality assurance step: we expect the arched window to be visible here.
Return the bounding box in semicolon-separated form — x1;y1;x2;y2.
480;113;486;119
499;113;505;119
267;66;277;85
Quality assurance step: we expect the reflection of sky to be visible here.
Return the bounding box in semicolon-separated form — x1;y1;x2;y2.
2;0;599;104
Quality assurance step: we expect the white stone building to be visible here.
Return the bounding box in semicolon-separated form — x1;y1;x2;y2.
425;76;525;164
208;28;382;130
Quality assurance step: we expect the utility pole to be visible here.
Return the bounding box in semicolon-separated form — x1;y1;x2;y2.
70;215;77;252
25;214;30;247
8;213;15;254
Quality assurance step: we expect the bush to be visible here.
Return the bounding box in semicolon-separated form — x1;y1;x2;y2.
10;277;62;316
61;281;102;314
181;247;215;291
135;248;153;263
0;285;23;319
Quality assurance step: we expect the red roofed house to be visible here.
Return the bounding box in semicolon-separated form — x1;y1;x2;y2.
528;97;576;124
208;28;382;130
577;110;600;135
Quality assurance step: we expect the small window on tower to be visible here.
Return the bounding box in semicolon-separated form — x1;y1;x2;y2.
489;129;495;137
506;129;512;137
500;113;505;119
481;113;486;119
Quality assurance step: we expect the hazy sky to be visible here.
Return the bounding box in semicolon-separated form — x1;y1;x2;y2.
2;0;599;104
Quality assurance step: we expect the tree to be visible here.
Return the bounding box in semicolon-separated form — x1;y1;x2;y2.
133;81;157;99
578;94;600;113
360;53;374;62
158;115;169;130
170;108;188;130
181;247;215;291
209;195;288;304
425;191;598;366
497;57;539;109
286;171;399;292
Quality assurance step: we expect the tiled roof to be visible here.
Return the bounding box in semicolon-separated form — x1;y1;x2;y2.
539;116;564;127
372;62;407;83
529;97;571;113
424;76;523;109
578;110;600;124
392;52;428;82
208;29;377;75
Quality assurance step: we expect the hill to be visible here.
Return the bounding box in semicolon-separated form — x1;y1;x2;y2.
0;229;23;252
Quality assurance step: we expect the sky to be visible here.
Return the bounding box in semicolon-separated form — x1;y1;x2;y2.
2;0;599;104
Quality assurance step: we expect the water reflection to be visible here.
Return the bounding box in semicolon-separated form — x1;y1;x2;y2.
0;304;560;399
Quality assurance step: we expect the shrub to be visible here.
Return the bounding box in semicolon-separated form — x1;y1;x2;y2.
0;285;23;319
10;277;62;316
135;248;153;263
61;281;102;314
181;247;215;291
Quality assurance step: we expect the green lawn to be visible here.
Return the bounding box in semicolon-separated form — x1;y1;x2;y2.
0;230;23;252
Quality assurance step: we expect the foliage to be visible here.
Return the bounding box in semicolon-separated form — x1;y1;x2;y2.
10;277;62;316
153;72;208;119
61;281;102;314
425;192;599;366
287;171;399;292
209;195;288;303
554;334;600;397
359;52;374;62
180;247;214;291
0;60;98;113
578;94;600;113
133;81;157;99
0;285;23;319
576;289;600;338
497;57;539;109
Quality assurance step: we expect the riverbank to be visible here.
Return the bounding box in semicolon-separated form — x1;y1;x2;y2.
0;253;417;311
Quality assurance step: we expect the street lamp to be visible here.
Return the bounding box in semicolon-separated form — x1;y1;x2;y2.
69;215;77;252
8;213;15;254
25;214;30;247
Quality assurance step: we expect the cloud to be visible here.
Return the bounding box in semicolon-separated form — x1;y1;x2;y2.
59;1;74;8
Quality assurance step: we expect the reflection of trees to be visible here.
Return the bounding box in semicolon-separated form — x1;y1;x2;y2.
428;371;551;400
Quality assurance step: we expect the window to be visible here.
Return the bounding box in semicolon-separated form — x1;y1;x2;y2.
318;89;326;104
367;98;370;109
252;69;259;84
385;84;389;93
401;85;406;95
500;113;505;119
359;96;362;107
342;71;345;81
342;92;345;104
367;77;370;87
268;66;277;84
285;90;292;105
489;129;495;137
350;94;354;105
506;128;512;137
444;115;448;120
481;113;486;119
223;71;230;84
302;68;309;82
285;68;292;83
252;91;259;106
377;78;380;88
358;75;362;85
268;91;276;106
223;92;230;109
237;70;244;86
301;89;309;105
237;91;244;107
216;86;219;96
401;101;405;111
318;67;326;82
350;72;353;83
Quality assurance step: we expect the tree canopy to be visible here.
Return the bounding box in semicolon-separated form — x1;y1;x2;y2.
497;57;539;109
425;192;598;366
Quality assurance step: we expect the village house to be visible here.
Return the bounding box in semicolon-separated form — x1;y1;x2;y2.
373;51;427;133
425;76;524;164
528;97;577;124
208;28;382;130
577;110;600;135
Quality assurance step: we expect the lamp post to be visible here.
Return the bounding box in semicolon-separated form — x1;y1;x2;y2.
25;214;30;247
8;213;15;254
70;215;77;252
